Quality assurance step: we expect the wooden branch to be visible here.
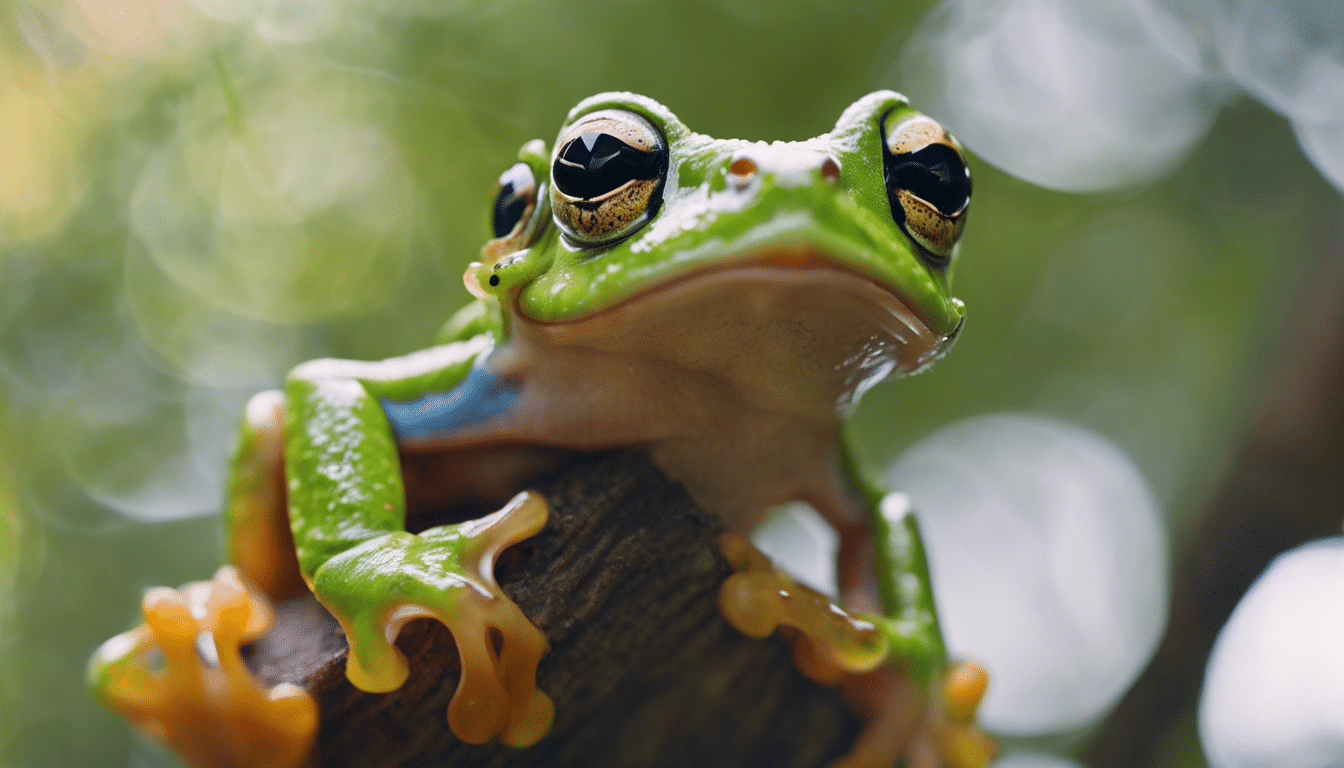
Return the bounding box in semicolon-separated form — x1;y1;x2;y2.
245;451;860;768
1084;255;1344;766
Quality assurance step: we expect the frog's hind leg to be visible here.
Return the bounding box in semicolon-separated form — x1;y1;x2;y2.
88;566;318;768
89;390;319;768
228;389;307;601
718;436;995;768
830;443;995;768
718;522;993;768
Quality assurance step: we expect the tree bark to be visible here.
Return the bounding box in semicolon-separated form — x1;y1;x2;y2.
245;451;861;768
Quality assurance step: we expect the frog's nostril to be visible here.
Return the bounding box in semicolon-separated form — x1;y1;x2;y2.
728;157;758;189
820;156;841;184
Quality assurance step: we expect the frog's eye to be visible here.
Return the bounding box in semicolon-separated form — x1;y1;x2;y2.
492;162;537;239
550;109;667;245
881;114;971;268
482;160;547;262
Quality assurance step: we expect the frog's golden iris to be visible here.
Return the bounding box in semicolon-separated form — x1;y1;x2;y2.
549;109;668;245
881;112;972;267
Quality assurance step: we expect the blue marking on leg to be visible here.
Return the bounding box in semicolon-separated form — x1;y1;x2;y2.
382;367;521;443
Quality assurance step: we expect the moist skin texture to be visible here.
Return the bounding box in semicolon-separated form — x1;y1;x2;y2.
89;91;990;768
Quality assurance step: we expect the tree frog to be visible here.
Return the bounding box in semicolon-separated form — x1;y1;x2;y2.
91;91;991;768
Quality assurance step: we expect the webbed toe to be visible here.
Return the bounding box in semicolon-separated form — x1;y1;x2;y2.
312;490;553;747
717;532;996;768
89;566;317;768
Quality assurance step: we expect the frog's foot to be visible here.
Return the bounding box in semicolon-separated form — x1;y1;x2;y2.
88;566;318;768
936;661;996;767
828;659;994;768
718;532;889;681
312;490;553;748
717;533;994;768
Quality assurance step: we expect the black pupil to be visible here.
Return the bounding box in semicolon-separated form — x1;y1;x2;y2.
492;164;534;238
553;131;663;200
886;144;970;217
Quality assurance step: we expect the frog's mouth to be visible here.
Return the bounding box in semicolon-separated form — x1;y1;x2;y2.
511;246;961;416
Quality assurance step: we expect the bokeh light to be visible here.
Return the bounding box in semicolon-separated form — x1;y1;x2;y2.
1200;538;1344;768
993;754;1084;768
1217;0;1344;190
0;51;89;242
129;57;415;323
0;0;1337;766
896;0;1227;191
888;414;1168;735
753;501;839;598
69;0;199;59
898;0;1344;194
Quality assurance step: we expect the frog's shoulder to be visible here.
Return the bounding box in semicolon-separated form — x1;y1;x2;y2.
436;299;503;345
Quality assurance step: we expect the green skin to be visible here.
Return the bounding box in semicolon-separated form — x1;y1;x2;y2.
270;91;966;694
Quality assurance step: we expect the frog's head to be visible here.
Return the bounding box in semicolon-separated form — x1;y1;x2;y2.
469;92;971;414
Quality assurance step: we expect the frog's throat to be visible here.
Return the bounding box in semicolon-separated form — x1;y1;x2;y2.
515;247;958;379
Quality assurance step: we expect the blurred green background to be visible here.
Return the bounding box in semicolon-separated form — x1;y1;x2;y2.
0;1;1338;766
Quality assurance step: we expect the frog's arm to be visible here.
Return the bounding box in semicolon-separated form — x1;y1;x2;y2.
227;301;503;603
91;304;547;768
282;333;492;579
836;433;946;685
837;429;995;768
281;300;505;578
723;426;948;685
282;327;553;747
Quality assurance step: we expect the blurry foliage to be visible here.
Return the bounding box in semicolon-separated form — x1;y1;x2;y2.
0;0;1337;766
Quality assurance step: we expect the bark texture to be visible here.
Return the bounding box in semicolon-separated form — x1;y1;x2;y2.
246;451;861;768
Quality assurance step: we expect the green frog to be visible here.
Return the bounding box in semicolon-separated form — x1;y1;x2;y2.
90;91;990;768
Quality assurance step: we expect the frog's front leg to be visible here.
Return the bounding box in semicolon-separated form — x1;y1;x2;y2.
833;445;995;768
283;339;553;747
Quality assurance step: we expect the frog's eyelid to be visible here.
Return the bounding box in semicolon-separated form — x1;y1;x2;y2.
561;93;687;142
